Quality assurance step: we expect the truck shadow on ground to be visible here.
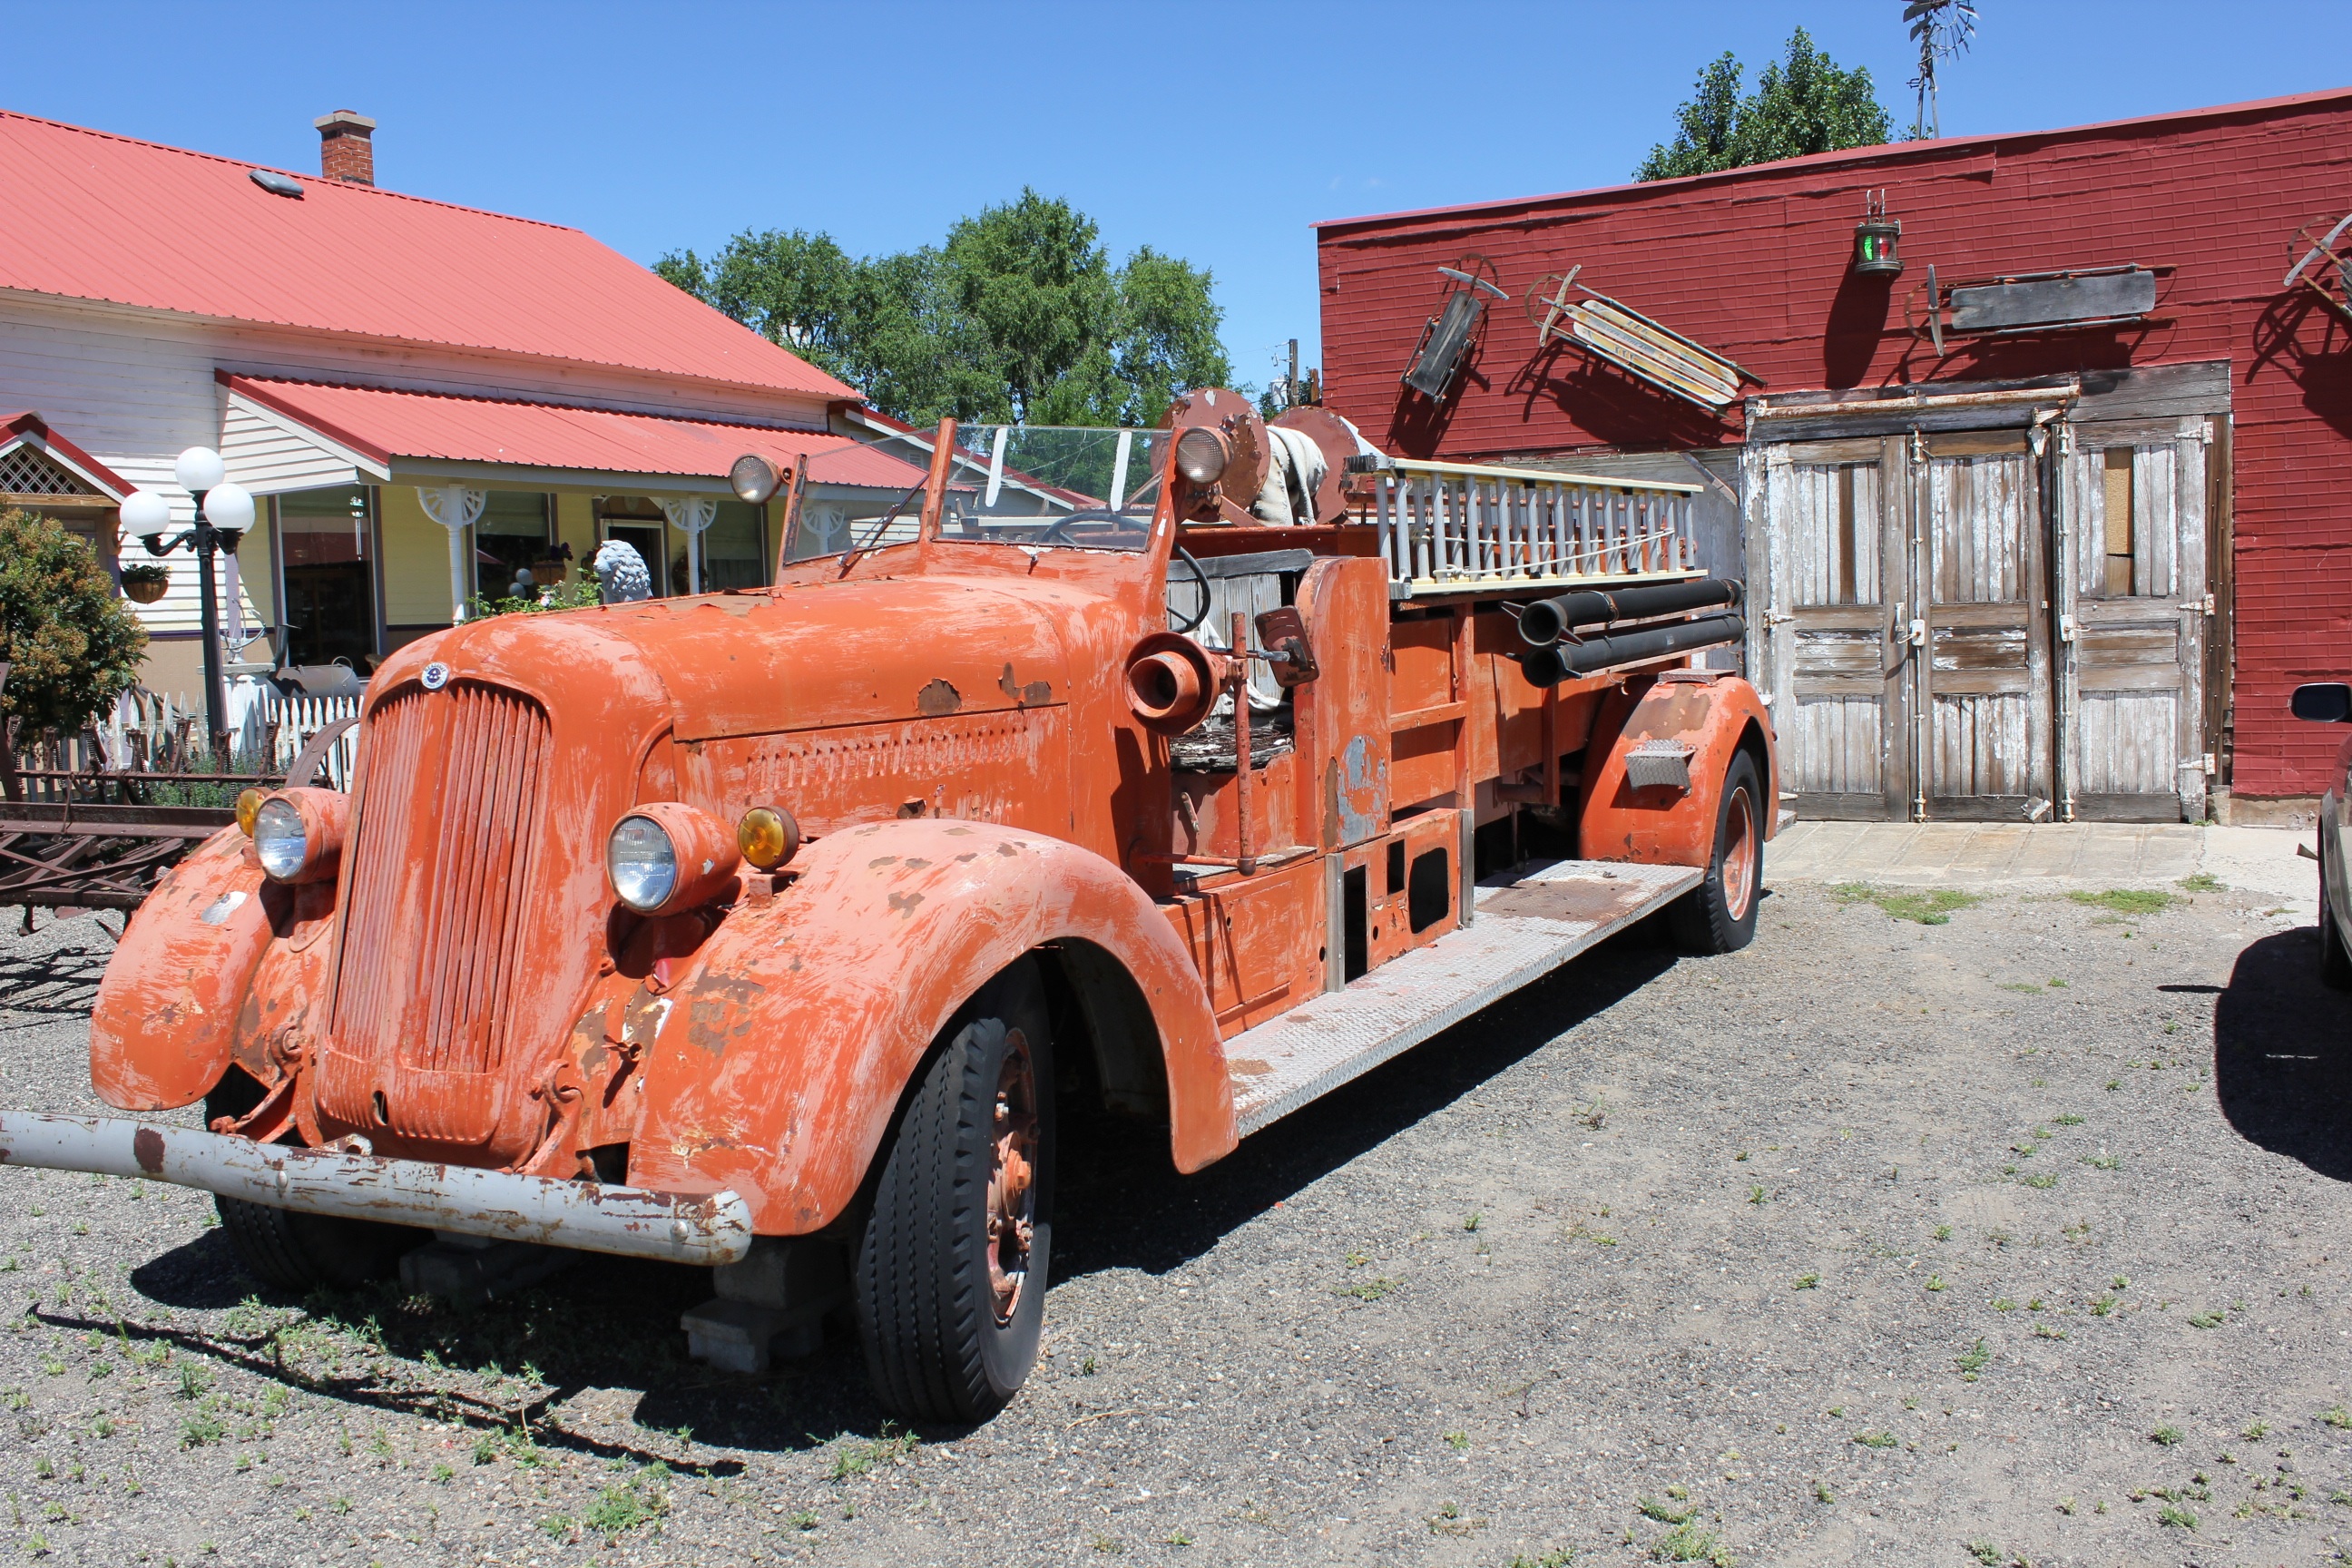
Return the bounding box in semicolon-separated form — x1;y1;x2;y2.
2212;927;2352;1181
112;921;1680;1453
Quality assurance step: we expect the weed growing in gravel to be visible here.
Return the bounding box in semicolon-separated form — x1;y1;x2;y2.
1999;983;2046;995
1792;1274;1818;1290
2179;873;2223;892
1747;1186;1766;1205
1934;1225;1952;1240
1444;1431;1469;1451
2071;888;2174;916
180;1411;224;1449
828;1427;917;1479
1992;1298;2017;1312
1637;1496;1695;1524
1852;1431;1898;1448
2152;1426;2183;1446
1505;1552;1573;1568
1834;884;1980;925
2055;1112;2084;1125
1648;1520;1731;1564
2244;1421;2270;1439
1812;1479;1832;1503
2082;1152;2121;1171
1955;1339;1991;1378
1464;1213;1483;1232
2188;1310;2225;1328
1926;1275;1948;1292
1335;1277;1398;1301
2319;1405;2352;1429
1965;1544;2001;1566
2022;1173;2058;1190
2156;1501;2199;1529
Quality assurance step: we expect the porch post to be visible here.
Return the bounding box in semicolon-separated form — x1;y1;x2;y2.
415;485;487;623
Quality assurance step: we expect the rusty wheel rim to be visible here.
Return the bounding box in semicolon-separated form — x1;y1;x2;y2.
985;1031;1040;1326
1721;785;1758;923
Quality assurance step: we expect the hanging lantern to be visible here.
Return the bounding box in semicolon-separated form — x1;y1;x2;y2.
1853;189;1903;277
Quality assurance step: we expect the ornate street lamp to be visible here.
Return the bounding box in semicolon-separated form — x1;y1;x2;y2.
121;446;253;760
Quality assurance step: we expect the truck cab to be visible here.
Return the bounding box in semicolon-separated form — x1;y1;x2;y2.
24;396;1774;1424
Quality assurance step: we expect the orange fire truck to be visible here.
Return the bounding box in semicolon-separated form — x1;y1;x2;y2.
3;394;1771;1423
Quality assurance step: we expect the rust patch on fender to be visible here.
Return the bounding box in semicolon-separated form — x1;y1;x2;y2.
916;678;963;716
998;663;1053;707
1626;685;1712;739
132;1127;166;1174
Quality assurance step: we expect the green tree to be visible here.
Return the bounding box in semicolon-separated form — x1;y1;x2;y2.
1635;29;1892;181
0;509;148;740
656;190;1230;428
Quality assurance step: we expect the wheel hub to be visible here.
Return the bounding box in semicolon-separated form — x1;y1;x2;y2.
1721;786;1758;922
985;1032;1039;1325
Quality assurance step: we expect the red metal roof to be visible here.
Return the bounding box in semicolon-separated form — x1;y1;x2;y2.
222;377;923;490
0;411;133;499
0;110;857;402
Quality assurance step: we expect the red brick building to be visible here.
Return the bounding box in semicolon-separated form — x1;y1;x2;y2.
1317;87;2352;819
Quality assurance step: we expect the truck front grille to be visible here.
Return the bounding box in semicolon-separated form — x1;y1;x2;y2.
324;679;550;1142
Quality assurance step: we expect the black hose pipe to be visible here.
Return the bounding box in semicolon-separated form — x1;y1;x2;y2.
1516;612;1746;687
1517;577;1741;647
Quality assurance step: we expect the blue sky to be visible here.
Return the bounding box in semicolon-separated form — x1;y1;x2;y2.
14;2;2352;399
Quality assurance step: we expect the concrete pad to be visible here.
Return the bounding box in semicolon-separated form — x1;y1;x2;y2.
1766;818;2316;922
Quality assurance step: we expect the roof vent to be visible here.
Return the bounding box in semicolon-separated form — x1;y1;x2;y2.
250;169;304;199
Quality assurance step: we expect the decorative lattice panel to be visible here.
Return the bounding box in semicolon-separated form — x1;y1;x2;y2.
0;444;93;496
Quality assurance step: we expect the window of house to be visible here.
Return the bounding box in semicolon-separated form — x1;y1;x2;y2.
475;491;553;603
278;485;376;668
701;501;769;590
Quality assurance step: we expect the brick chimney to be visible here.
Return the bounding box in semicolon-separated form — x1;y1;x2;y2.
313;110;377;186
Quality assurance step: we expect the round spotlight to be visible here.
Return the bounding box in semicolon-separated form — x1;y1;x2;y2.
1175;426;1230;486
736;806;802;872
730;454;781;505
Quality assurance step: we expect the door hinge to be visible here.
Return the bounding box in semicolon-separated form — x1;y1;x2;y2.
1763;609;1796;626
2058;614;2079;643
2178;754;2217;776
2177;593;2216;615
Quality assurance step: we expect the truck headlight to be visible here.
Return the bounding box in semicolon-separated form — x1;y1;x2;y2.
606;815;679;912
1175;426;1230;485
251;789;348;884
606;802;742;916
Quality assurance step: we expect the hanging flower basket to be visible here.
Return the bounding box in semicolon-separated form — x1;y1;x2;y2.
119;564;171;604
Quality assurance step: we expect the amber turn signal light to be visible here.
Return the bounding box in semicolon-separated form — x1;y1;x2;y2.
737;806;802;871
234;788;264;837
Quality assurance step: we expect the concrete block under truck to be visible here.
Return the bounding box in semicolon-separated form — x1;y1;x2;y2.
8;392;1773;1423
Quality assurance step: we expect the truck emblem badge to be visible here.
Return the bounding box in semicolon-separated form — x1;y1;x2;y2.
421;662;451;691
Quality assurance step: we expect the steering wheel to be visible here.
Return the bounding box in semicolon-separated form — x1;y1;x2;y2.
1167;545;1211;634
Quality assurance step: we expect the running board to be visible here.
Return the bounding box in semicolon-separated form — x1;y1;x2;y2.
1225;858;1701;1136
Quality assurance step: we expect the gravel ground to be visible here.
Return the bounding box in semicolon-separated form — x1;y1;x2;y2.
1;871;2348;1568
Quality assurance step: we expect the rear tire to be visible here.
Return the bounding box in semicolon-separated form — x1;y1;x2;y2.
215;1196;422;1293
854;960;1055;1425
2321;836;2352;991
1669;749;1764;956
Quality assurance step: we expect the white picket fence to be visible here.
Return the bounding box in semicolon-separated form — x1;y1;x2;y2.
26;681;365;794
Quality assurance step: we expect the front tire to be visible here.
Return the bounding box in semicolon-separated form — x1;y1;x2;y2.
1669;748;1764;955
854;960;1055;1424
215;1196;422;1293
2321;833;2352;991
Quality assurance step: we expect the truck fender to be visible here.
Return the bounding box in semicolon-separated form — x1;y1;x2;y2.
1577;674;1776;868
628;819;1233;1233
90;828;270;1112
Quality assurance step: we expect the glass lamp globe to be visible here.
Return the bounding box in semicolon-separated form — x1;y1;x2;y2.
201;481;256;532
119;489;172;537
174;446;226;493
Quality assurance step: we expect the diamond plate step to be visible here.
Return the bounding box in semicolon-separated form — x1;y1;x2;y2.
1225;858;1702;1136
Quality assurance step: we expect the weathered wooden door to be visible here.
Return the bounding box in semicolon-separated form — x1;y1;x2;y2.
1761;437;1910;818
2053;420;2210;820
1915;433;2054;819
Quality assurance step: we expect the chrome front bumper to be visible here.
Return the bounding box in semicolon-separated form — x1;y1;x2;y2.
0;1112;753;1267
